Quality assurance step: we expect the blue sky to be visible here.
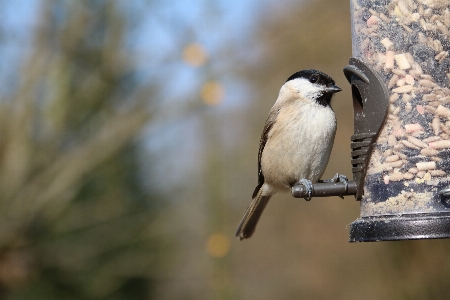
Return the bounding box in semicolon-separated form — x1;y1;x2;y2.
0;0;262;100
0;0;268;193
0;1;41;94
137;0;264;191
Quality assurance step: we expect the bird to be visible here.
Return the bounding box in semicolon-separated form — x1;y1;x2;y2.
235;69;343;240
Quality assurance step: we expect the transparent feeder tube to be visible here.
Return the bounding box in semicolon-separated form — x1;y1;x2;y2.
351;0;450;217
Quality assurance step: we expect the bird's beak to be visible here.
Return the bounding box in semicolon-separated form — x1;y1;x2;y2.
324;85;342;94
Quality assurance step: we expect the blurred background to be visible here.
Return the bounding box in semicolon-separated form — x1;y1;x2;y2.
1;0;450;299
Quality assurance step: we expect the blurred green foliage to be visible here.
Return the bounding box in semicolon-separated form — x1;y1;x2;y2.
0;1;164;299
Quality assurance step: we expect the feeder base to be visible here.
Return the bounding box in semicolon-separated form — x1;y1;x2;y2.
349;212;450;242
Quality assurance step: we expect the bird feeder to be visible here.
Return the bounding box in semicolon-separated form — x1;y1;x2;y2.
293;0;450;242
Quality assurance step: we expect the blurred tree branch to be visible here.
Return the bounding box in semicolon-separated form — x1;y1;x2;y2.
0;1;170;299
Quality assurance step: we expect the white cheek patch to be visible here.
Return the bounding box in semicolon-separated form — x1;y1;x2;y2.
291;78;323;101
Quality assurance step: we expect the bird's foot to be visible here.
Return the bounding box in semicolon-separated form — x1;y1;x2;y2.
319;173;348;184
319;173;348;199
298;178;314;201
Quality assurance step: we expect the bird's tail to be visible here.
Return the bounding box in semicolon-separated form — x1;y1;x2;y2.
235;187;272;240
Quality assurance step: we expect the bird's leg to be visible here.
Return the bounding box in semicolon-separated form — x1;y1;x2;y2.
319;173;348;198
298;178;314;201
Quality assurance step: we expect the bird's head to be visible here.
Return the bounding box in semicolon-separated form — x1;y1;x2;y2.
284;69;341;107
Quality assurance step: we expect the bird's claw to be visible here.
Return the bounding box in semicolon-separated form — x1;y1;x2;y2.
320;173;348;198
298;178;313;201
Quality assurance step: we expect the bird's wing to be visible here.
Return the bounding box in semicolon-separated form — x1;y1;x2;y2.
252;106;281;198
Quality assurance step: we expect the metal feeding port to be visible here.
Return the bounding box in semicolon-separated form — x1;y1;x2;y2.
344;58;390;201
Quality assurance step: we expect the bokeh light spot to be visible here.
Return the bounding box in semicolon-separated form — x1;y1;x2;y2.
206;233;230;258
183;43;207;66
201;81;224;106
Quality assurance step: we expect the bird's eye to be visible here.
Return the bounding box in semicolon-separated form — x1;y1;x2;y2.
309;75;319;83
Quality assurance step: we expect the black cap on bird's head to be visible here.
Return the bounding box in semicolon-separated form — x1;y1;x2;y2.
286;69;341;106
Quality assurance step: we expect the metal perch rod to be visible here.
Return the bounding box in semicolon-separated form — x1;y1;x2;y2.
292;180;357;198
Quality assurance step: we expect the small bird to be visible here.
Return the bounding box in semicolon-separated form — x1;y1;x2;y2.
235;69;342;240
